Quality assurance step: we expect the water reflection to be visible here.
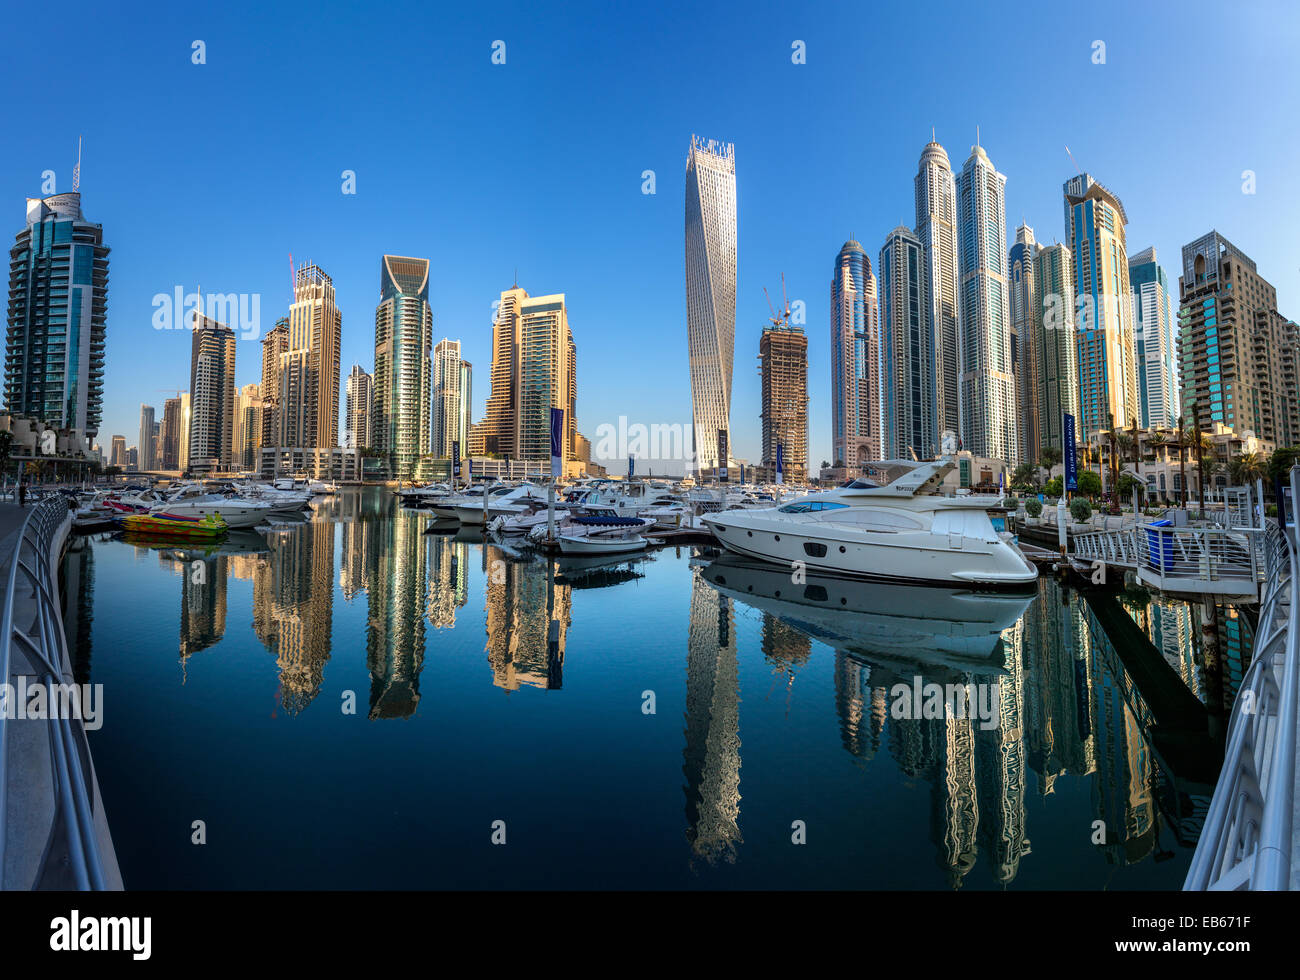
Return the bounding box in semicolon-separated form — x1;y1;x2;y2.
61;489;1246;888
696;554;1220;887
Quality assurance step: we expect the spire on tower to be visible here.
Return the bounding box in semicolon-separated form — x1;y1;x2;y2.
72;136;82;192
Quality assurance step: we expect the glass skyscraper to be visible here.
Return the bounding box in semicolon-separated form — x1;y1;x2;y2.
830;240;880;467
685;136;736;475
879;226;934;460
1064;173;1139;436
1008;224;1039;466
956;143;1017;463
373;255;432;479
1034;243;1081;452
5;192;109;443
915;140;960;442
1128;247;1179;429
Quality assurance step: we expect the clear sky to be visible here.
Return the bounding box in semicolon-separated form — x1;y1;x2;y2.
3;0;1297;474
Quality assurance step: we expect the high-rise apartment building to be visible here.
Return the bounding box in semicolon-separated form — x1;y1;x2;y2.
345;364;373;450
279;264;341;449
161;396;181;469
1064;173;1139;435
233;382;263;471
830;240;881;467
188;312;237;474
178;392;191;471
1177;231;1299;447
758;321;807;481
109;434;126;469
915;139;960;441
479;286;577;462
5;191;109;443
260;318;289;448
138;404;156;471
1129;247;1180;430
956;142;1017;463
1034;243;1081;453
433;338;472;459
373;255;432;479
685;136;737;474
1008;224;1040;465
879;226;935;460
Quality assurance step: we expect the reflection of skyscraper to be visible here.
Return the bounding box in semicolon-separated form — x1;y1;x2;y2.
832;654;884;762
483;546;570;690
177;554;228;673
426;534;468;628
250;518;335;714
974;620;1030;884
685;136;737;474
365;503;427;718
682;569;741;863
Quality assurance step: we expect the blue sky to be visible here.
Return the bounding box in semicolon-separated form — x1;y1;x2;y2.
3;0;1297;474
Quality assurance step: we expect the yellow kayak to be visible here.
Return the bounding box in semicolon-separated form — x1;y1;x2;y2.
119;511;228;538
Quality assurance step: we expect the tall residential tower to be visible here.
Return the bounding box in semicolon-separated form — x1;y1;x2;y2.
915;140;960;441
830;240;881;467
685;136;737;475
373;256;433;479
879;226;935;460
956;142;1017;462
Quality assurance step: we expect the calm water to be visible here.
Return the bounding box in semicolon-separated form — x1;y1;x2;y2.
59;487;1248;889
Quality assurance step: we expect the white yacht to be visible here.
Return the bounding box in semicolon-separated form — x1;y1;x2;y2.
452;484;550;525
701;457;1036;588
150;484;275;529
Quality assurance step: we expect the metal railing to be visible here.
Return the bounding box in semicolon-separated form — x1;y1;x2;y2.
0;496;112;889
1073;521;1263;595
1185;465;1299;890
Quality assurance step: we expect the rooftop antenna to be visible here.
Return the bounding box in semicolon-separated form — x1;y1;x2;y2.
1065;145;1083;174
72;136;82;192
931;126;935;142
289;253;295;303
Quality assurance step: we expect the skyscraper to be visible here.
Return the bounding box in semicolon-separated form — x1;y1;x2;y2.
685;136;737;474
830;240;881;467
915;139;960;441
373;255;432;479
1177;231;1299;447
758;320;807;481
138;404;156;471
433;338;472;459
280;264;341;449
1034;243;1081;453
1008;224;1040;465
956;142;1017;462
161;396;181;469
1128;247;1179;430
345;364;373;450
479;287;577;462
879;226;935;460
260;318;289;448
1064;173;1139;435
5;191;109;442
178;393;191;471
188;312;236;474
233;382;262;471
109;435;126;469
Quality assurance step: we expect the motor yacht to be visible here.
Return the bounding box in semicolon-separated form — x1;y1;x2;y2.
452;483;550;525
701;457;1037;588
147;488;273;529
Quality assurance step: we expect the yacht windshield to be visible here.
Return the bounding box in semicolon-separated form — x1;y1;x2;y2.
778;501;849;513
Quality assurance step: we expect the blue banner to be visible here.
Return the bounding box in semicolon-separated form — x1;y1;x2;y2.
775;444;784;485
1063;413;1078;491
628;455;634;481
452;440;460;477
550;408;564;478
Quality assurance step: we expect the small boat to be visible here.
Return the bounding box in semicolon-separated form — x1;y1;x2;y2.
118;511;229;539
556;515;650;554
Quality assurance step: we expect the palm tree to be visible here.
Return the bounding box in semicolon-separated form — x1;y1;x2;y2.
1013;462;1037;488
1230;450;1265;487
1039;446;1062;487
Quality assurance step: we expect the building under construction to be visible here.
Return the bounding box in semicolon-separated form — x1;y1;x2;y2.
758;319;808;482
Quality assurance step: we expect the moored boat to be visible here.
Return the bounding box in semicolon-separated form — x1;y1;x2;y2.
118;511;229;539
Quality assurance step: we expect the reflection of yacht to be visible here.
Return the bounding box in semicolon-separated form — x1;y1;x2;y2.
701;458;1036;588
700;553;1034;664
